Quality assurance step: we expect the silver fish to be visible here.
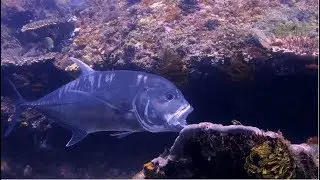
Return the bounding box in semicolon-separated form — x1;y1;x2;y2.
5;57;193;147
43;37;54;50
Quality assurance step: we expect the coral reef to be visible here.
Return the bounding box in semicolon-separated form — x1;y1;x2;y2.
51;0;318;84
136;122;319;179
1;0;318;87
0;0;318;178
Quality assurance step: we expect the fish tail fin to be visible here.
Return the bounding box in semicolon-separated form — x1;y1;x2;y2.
4;78;29;137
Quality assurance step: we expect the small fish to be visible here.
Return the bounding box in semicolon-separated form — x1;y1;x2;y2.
5;57;193;147
305;64;318;71
43;37;54;51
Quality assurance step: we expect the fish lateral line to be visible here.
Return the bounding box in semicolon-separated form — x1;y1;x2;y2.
67;90;134;113
110;131;136;138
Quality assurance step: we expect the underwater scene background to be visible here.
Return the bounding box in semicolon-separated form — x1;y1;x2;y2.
1;0;318;178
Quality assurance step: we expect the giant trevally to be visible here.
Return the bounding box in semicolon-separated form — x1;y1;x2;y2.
5;57;193;147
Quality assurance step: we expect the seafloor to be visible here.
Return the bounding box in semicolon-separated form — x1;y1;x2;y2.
1;0;319;178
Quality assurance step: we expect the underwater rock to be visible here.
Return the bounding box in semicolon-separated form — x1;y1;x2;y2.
1;0;34;29
135;122;319;179
1;26;22;50
1;0;70;30
53;0;317;85
1;0;318;87
1;52;58;67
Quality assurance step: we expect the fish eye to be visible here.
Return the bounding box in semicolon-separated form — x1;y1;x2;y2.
165;93;175;101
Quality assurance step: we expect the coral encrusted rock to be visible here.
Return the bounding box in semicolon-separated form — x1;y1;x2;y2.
134;122;319;179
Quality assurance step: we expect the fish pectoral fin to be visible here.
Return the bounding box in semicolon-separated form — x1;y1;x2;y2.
66;128;88;147
67;90;131;113
110;131;135;139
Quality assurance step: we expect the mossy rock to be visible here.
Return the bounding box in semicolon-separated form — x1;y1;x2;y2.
244;139;296;179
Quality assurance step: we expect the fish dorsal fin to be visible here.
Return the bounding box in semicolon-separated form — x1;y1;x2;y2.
66;128;88;147
69;57;95;76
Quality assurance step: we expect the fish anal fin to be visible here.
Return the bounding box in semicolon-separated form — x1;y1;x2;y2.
66;128;88;147
69;57;94;76
110;131;135;139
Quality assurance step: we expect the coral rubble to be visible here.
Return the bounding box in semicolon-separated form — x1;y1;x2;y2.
136;122;319;179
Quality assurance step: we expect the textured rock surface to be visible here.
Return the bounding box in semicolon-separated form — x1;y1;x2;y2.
1;0;318;87
136;122;319;179
55;0;318;83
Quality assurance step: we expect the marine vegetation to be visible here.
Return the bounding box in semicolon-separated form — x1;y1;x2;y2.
244;139;296;179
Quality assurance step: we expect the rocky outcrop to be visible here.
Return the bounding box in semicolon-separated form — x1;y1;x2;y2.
1;0;318;89
135;122;319;179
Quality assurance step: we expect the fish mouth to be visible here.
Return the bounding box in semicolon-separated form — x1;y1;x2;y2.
168;104;193;126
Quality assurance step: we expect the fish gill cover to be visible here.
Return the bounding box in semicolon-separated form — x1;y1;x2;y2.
1;0;318;179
